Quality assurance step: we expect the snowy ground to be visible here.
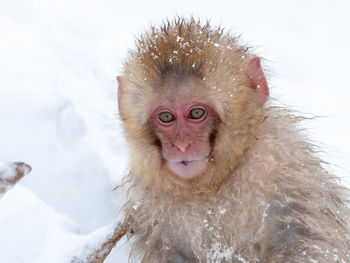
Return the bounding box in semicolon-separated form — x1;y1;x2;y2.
0;0;349;262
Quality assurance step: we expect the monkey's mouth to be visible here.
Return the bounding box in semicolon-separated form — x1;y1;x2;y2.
167;158;207;179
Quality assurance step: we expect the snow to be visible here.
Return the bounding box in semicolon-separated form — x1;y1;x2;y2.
0;185;79;262
0;0;350;262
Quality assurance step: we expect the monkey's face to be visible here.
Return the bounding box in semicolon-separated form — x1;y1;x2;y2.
150;101;216;180
119;26;269;188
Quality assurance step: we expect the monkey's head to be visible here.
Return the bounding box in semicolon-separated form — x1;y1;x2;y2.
118;18;269;193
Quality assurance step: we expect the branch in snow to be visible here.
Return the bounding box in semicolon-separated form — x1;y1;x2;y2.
71;215;133;263
0;162;31;198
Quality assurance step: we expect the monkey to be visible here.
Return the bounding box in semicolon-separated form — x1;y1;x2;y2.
117;17;350;262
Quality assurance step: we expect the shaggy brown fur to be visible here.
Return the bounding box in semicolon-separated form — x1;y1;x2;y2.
119;17;350;262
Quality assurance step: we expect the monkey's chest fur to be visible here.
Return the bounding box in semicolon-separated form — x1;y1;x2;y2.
124;114;350;263
126;182;264;262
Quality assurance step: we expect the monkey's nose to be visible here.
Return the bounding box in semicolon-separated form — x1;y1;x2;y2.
174;141;190;153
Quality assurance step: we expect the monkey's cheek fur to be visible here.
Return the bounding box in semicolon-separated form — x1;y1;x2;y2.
167;159;207;179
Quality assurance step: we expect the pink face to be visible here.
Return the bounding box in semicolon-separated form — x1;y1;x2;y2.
151;102;215;180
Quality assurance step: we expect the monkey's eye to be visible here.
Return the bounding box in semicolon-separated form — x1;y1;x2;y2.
158;112;176;123
188;108;206;120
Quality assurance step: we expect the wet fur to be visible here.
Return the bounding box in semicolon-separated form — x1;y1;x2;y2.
119;18;350;262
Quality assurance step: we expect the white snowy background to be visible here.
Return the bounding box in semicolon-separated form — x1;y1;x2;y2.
1;0;349;262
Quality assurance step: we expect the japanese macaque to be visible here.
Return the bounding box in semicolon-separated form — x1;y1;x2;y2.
117;18;350;262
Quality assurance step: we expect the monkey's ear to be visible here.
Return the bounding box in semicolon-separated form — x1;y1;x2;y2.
246;57;269;105
117;76;123;114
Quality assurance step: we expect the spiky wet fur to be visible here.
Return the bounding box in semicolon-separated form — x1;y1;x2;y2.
119;18;350;262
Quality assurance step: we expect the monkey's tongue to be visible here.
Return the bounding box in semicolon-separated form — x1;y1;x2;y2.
168;160;206;179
